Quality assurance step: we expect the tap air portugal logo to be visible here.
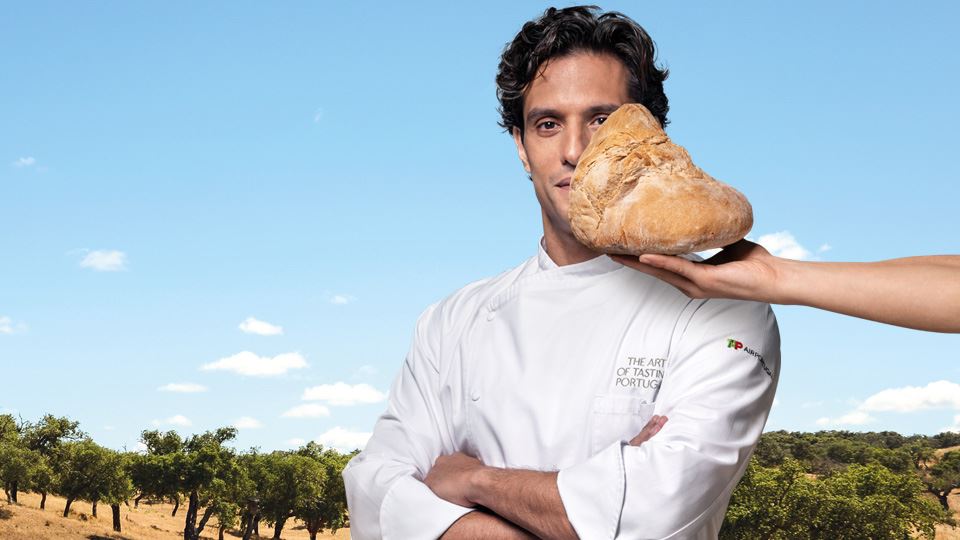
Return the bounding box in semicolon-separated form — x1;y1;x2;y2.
727;338;773;378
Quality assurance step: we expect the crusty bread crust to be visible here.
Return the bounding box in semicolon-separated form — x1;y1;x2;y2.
569;103;753;255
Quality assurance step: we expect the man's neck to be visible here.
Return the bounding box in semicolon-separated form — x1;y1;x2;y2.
542;225;603;267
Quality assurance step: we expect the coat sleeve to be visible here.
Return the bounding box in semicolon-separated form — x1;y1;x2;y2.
342;303;473;540
556;299;781;540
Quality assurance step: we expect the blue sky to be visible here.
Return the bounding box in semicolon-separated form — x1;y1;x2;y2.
1;1;958;452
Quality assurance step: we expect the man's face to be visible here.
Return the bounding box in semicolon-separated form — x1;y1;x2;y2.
512;52;630;240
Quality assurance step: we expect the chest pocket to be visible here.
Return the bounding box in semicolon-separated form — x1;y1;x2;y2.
589;395;657;455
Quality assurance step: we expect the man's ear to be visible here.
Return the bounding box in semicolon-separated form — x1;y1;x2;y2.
512;126;531;174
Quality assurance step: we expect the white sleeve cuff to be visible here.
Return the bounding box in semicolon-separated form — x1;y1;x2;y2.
379;475;474;540
557;441;626;540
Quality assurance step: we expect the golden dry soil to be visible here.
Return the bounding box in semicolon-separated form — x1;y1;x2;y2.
2;489;959;539
0;491;350;540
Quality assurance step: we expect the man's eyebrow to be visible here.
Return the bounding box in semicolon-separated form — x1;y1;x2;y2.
525;104;623;124
525;107;562;124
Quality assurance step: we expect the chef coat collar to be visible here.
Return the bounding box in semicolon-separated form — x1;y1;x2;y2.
536;237;623;277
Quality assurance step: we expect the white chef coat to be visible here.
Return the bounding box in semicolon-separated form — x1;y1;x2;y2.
344;241;780;540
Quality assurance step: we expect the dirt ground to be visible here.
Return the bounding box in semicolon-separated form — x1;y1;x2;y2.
3;489;959;539
0;491;350;540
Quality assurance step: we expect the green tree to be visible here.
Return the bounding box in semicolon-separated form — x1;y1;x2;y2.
817;462;947;539
258;451;326;540
27;455;55;509
0;415;57;509
722;457;949;539
0;414;24;503
932;431;960;449
0;415;18;443
237;451;267;540
753;431;788;467
55;438;109;517
924;450;960;511
907;441;937;470
0;442;37;504
131;430;185;513
293;443;354;539
90;450;135;532
722;458;819;539
20;414;83;505
21;414;83;456
178;427;242;540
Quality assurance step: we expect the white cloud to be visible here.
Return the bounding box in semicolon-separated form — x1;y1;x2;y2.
79;249;128;271
135;441;148;452
302;382;387;406
315;427;371;452
287;437;306;447
103;425;115;431
772;398;781;408
942;415;960;433
201;351;308;377
158;383;208;393
815;410;875;426
313;108;324;123
801;401;824;409
152;414;192;427
0;316;27;335
816;380;960;428
753;231;813;260
281;403;331;418
352;364;379;379
238;316;283;336
330;294;355;305
818;243;832;253
857;380;960;412
233;416;263;429
12;157;35;168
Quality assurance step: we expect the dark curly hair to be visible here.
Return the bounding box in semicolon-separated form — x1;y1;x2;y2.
496;5;669;137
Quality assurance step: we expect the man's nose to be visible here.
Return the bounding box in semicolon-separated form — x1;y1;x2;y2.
561;123;592;168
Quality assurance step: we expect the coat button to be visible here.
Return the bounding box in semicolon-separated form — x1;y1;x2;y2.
470;389;480;401
486;310;495;321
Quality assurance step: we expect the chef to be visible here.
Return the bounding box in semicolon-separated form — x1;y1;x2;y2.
344;6;780;540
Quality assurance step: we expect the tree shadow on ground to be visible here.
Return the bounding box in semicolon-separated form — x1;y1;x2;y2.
0;506;12;520
88;535;134;540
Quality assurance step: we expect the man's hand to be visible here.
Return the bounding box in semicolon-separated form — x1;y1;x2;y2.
630;414;667;446
611;239;783;303
425;451;485;507
426;415;667;507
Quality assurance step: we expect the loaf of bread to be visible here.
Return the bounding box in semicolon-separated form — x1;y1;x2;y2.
569;103;753;255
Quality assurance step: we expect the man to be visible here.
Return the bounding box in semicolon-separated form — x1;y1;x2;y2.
344;6;780;539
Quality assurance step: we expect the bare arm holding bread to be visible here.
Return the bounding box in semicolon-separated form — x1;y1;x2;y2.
613;242;960;333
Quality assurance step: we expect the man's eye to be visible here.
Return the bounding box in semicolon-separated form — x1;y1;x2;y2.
595;116;608;125
538;121;557;130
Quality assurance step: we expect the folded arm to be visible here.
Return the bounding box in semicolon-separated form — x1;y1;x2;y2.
432;418;668;539
442;511;537;540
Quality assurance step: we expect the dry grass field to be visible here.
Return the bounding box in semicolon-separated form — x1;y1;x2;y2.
2;488;959;539
936;490;960;540
932;446;960;540
0;491;350;540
